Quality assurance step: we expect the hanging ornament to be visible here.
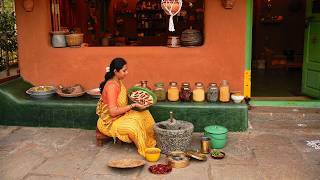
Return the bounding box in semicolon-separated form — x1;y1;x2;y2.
161;0;182;32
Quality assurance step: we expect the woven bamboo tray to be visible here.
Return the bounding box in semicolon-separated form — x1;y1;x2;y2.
108;159;145;168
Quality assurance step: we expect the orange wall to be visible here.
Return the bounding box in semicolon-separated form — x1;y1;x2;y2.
15;0;246;92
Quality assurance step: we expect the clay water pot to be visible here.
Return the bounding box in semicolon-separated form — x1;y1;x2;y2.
222;0;236;9
51;31;66;48
23;0;34;12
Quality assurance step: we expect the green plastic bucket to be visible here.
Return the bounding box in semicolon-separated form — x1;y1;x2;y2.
204;125;228;149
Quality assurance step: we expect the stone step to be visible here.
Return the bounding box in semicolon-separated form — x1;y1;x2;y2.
249;106;320;121
248;107;320;134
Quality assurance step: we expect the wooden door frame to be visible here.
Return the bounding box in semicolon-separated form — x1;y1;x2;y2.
246;0;320;107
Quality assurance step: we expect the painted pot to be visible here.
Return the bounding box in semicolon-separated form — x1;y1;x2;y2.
51;31;66;48
23;0;34;12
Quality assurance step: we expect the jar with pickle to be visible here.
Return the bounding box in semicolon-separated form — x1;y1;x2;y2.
153;82;166;101
192;82;205;102
167;82;179;102
180;82;192;102
207;82;219;102
219;80;230;102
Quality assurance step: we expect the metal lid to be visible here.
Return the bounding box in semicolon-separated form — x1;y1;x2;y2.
195;82;203;87
154;82;164;87
208;82;217;87
181;82;190;86
185;151;207;161
221;80;229;86
204;125;228;134
201;136;210;141
169;82;178;86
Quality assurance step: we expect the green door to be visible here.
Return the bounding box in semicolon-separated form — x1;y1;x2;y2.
302;0;320;98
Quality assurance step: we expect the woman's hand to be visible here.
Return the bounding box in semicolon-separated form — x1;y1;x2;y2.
131;103;147;110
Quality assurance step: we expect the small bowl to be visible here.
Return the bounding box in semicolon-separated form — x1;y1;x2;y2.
145;148;161;162
231;94;245;103
211;151;225;159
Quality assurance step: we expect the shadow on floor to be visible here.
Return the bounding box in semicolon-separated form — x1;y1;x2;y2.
252;68;302;97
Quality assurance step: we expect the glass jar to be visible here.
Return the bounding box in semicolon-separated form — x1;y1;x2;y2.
167;82;179;102
192;82;205;102
140;80;151;89
219;80;230;102
207;82;219;102
154;82;166;101
180;82;192;102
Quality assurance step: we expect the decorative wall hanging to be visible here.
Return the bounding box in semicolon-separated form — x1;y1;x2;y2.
23;0;34;12
161;0;183;32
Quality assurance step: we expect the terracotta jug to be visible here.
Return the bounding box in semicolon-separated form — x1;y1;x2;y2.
23;0;34;12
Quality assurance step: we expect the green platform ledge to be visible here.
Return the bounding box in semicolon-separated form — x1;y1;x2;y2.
0;78;248;132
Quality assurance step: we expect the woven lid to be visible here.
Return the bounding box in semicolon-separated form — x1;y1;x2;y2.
204;125;228;134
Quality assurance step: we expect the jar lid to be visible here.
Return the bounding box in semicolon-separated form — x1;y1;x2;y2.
201;136;210;140
204;125;228;134
209;82;217;86
181;82;190;86
154;82;164;87
195;82;203;87
221;80;228;86
169;82;177;86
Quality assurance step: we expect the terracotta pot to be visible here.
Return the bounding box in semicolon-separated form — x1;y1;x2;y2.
23;0;34;12
222;0;236;9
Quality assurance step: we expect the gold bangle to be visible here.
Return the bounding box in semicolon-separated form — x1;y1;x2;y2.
129;104;133;109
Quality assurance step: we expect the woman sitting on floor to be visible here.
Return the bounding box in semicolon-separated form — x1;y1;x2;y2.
96;57;156;157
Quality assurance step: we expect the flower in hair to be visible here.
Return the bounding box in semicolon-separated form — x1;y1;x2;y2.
106;66;110;72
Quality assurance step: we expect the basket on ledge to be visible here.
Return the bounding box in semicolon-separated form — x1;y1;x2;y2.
65;33;84;47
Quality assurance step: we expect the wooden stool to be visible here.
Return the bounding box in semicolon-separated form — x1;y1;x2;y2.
96;128;112;146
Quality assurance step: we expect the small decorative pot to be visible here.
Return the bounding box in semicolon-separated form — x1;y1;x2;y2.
51;31;66;48
222;0;236;9
23;0;34;12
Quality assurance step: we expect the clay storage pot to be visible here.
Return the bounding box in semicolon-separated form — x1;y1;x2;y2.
180;28;202;46
222;0;236;9
23;0;34;12
154;112;194;154
167;36;181;48
51;31;67;48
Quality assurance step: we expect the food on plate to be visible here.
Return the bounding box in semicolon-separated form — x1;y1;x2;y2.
30;86;53;92
129;90;154;106
58;84;83;94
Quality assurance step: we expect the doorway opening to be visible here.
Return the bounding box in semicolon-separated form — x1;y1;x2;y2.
0;0;19;82
251;0;309;100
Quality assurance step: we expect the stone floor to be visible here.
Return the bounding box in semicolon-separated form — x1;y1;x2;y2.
0;115;319;180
